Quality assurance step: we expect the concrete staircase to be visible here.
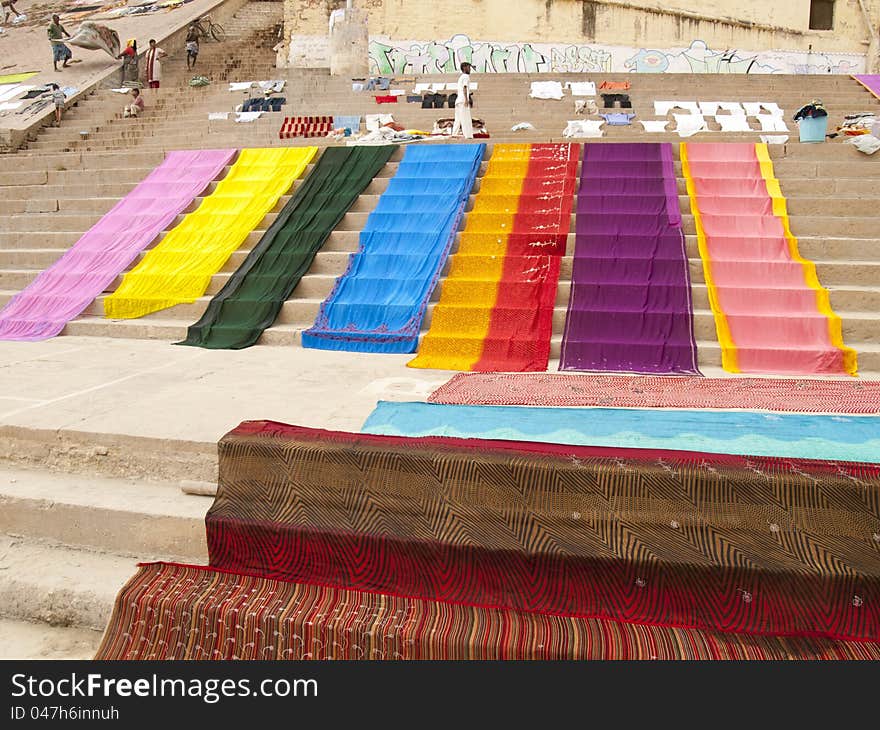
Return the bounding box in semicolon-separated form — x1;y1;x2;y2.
1;2;880;657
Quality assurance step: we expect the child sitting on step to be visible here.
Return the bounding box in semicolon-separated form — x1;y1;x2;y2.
123;88;145;118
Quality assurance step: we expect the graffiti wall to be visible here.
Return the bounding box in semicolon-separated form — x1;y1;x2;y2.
364;35;865;75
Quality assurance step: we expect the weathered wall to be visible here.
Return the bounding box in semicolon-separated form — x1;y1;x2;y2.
283;0;880;71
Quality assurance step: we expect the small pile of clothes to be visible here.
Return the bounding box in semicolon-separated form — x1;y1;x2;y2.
834;112;876;136
432;117;490;138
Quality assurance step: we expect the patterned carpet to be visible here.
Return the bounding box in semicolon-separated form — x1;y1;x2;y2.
428;373;880;413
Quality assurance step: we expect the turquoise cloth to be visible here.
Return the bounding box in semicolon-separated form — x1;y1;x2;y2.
361;401;880;463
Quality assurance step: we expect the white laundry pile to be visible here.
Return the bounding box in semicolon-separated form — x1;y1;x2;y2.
563;120;604;138
849;135;880;154
530;81;564;100
674;114;708;137
365;113;395;132
715;115;753;132
640;120;669;132
756;114;789;132
234;112;263;123
228;80;285;93
566;81;597;96
511;122;535;131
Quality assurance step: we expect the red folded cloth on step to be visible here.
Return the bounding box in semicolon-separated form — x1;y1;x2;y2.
375;95;398;104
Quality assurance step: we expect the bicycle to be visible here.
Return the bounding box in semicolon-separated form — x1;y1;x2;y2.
193;15;225;43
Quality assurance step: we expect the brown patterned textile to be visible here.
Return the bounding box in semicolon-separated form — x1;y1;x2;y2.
206;422;880;642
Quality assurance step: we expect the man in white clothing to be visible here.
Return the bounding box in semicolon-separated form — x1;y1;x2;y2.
451;62;474;139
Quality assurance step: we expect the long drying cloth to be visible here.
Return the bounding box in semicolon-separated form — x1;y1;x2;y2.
429;372;880;413
409;143;578;371
361;401;880;463
560;143;699;374
302;144;485;353
201;421;880;642
179;146;394;349
681;142;857;375
104;147;317;320
0;149;235;341
97;562;880;659
852;74;880;99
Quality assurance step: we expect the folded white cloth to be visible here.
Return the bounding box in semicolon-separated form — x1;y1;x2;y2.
530;81;564;100
715;114;753;132
674;114;708;137
718;102;745;115
511;122;535;131
208;112;229;120
110;87;133;94
640;120;669;132
756;114;788;132
0;101;22;111
743;102;762;116
563;119;604;138
413;83;431;93
760;135;789;145
229;81;256;92
566;81;597;96
849;135;880;155
761;102;783;115
388;89;406;96
429;83;446;92
656;101;701;116
234;111;263;123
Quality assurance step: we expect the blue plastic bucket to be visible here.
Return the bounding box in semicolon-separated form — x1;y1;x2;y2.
798;115;828;143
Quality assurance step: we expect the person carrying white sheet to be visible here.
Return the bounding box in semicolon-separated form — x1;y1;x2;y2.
451;62;474;139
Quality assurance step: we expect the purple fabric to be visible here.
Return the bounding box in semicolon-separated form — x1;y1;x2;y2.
853;75;880;99
559;143;700;374
0;149;235;341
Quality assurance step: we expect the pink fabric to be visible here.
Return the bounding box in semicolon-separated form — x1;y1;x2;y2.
685;143;848;375
0;149;235;341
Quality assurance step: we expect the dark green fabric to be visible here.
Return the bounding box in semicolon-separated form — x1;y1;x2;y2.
178;145;395;349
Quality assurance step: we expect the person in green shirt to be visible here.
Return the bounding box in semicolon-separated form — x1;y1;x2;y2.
48;14;73;71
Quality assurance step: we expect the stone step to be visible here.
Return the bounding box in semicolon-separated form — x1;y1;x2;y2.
0;467;208;562
0;617;101;660
0;534;135;631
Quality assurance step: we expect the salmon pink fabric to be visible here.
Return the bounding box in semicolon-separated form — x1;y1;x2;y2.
681;143;856;376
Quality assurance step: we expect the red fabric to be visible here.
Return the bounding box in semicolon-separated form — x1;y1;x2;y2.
473;146;578;371
278;116;333;139
375;95;398;104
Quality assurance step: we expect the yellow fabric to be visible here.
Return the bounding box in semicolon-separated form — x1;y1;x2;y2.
754;144;858;376
680;142;739;372
0;72;39;84
104;147;316;320
409;144;529;371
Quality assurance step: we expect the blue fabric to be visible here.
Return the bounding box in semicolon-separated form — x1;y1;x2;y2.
361;402;880;463
600;112;635;126
302;143;485;353
333;115;361;134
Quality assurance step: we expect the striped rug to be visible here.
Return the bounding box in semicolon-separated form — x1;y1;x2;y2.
96;562;880;660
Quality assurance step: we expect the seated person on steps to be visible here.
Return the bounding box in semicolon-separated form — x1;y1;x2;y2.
123;88;145;118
